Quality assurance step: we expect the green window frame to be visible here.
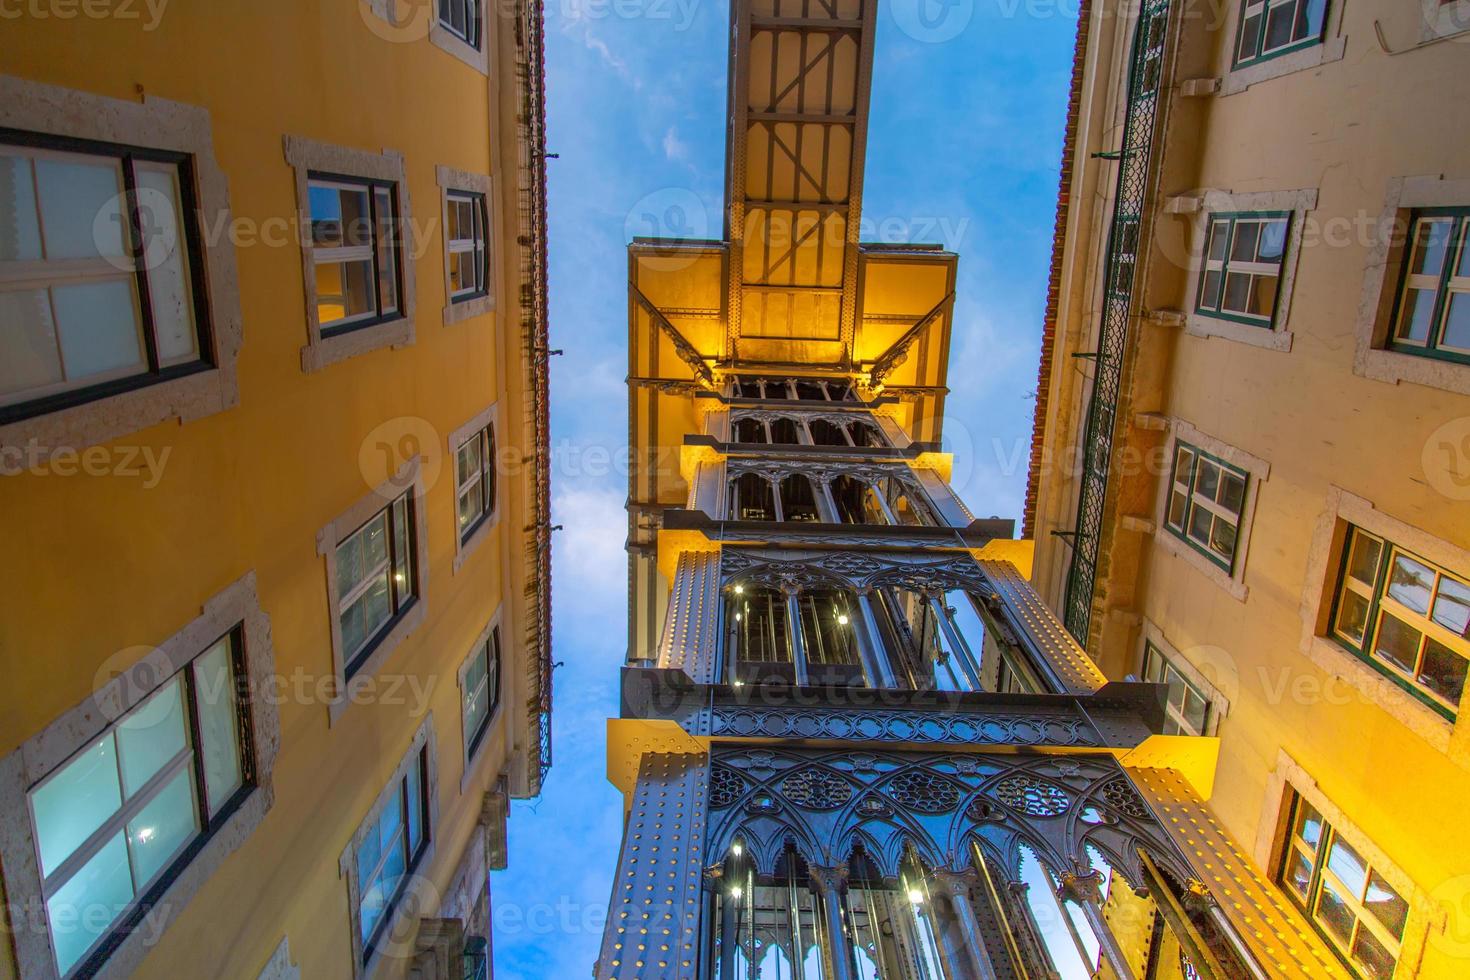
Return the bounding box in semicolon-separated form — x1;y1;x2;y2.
1386;208;1470;365
1278;793;1408;978
1328;525;1470;720
1164;441;1249;574
1233;0;1329;67
1141;641;1213;735
1195;212;1290;327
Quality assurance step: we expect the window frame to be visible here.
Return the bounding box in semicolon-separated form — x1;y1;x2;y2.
1193;211;1291;329
447;401;500;573
459;621;503;770
0;129;216;424
0;573;277;980
1327;524;1470;721
335;490;420;679
437;0;482;49
1141;639;1214;736
1385;207;1470;366
453;422;496;545
436;166;496;325
1232;0;1329;68
1163;440;1250;575
304;171;403;337
445;189;489;304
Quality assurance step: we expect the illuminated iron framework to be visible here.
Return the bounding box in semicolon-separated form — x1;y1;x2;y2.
1061;0;1173;644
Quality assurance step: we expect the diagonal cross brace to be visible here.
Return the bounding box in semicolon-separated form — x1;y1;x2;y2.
631;283;718;391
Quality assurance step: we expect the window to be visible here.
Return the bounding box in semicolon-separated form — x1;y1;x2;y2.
728;473;777;521
1387;209;1470;365
1196;213;1289;327
445;190;489;303
438;0;481;48
1164;442;1249;573
355;747;430;964
307;176;400;334
777;474;821;522
1235;0;1328;66
1141;641;1213;735
1;134;210;422
455;422;496;543
462;626;501;761
1279;794;1408;978
794;589;862;684
1330;525;1470;719
335;490;418;677
28;631;250;977
726;585;793;682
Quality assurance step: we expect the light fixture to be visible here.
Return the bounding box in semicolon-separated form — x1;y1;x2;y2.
837;614;849;626
734;584;744;595
732;842;743;857
734;613;742;622
907;889;924;905
733;680;744;688
730;886;743;900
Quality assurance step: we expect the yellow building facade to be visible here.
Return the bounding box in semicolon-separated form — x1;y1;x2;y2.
1029;0;1470;975
0;2;550;978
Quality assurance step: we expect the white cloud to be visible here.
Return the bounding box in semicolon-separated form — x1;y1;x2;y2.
552;485;627;610
661;125;689;162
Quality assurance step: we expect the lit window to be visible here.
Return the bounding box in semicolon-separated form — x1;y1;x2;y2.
336;491;418;675
438;0;481;49
1234;0;1328;67
307;176;400;333
455;423;496;542
462;626;501;760
28;633;249;976
1279;794;1407;979
0;137;208;420
1141;640;1213;735
1164;442;1249;573
356;747;430;962
1196;213;1289;327
446;190;489;303
1330;525;1470;719
1388;210;1470;365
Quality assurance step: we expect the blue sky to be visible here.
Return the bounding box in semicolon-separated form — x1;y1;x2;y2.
490;1;1079;974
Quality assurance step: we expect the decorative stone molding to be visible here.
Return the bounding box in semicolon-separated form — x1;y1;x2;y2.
256;938;301;980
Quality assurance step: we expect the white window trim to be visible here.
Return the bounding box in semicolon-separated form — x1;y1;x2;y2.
338;713;440;979
1138;619;1233;735
0;74;242;458
0;573;277;980
1219;0;1347;96
435;166;497;326
317;456;431;724
1254;749;1442;971
1297;485;1470;758
363;0;491;74
447;401;501;573
1354;174;1470;396
283;135;417;373
1152;419;1269;601
457;609;506;793
1183;188;1317;351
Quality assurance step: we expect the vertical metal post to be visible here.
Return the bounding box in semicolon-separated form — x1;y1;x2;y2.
812;866;857;980
786;586;810;686
933;871;999;980
817;475;842;523
855;590;897;688
1059;872;1136;980
929;596;982;690
870;480;900;525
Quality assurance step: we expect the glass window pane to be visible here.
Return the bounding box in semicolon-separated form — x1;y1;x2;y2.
32;734;123;878
1285;849;1313;898
1200;269;1223;309
1433;576;1470;638
1334;590;1371;646
1347;532;1383;587
1363;870;1409;938
1206;221;1229;261
1418;638;1468;705
1325;836;1369;896
115;677;188;797
1258;219;1288;261
1373;613;1422;674
1223;272;1252;313
1264;3;1297;49
135;166;198;364
1181;687;1210;734
125;766;199;887
193;638;243;815
1248;273;1279;318
1314;877;1356;945
47;832;133;975
35;155;127;259
53;279;146;381
316;258;375;325
1195;458;1220;499
1187;504;1213;547
1351;927;1398;980
1295;800;1324;849
1230;221;1260;263
392;497;413;599
1396;288;1437;343
342;574;392;657
1238;13;1263;59
1210;517;1238;561
375;187;397;314
406;762;424;852
1409;218;1452;277
1387;553;1434;614
0;288;63;399
309;183;371;247
338;514;389;597
1440;292;1470;352
0;153;44;260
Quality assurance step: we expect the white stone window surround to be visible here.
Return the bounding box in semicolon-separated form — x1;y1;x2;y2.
0;573;278;980
1137;618;1234;736
1181;187;1318;352
362;0;492;75
1354;175;1470;396
447;400;500;573
0;74;243;458
1420;0;1470;42
338;713;440;979
436;165;497;326
1298;485;1470;759
457;608;506;793
1253;749;1443;971
316;456;431;725
283;135;418;373
1152;418;1270;602
1218;0;1348;96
